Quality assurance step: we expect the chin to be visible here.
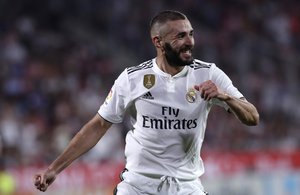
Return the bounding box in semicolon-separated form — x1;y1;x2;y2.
183;58;194;65
180;55;193;63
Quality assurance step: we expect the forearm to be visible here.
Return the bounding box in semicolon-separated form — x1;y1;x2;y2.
47;114;110;174
194;80;259;125
223;94;259;126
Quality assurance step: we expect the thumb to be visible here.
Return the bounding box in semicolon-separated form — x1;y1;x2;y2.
39;174;46;185
39;175;49;192
34;174;41;186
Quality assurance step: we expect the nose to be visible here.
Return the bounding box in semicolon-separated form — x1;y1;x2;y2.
185;35;194;46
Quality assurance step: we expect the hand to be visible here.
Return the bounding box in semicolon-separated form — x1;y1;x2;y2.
194;80;229;101
34;169;57;192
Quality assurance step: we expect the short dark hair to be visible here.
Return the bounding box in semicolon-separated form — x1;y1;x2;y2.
150;10;187;30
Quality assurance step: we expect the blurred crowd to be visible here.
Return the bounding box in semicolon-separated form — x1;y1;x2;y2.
0;0;299;168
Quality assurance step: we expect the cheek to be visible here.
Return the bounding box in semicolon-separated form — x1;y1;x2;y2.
170;39;180;47
170;41;183;51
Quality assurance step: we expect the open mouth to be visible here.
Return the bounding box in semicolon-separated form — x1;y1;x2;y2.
181;49;192;58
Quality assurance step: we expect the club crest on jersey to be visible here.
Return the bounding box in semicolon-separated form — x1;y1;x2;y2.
143;74;155;89
186;88;197;103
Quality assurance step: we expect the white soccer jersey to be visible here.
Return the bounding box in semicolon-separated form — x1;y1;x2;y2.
98;58;243;180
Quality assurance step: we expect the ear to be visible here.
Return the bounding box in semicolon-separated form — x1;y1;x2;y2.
152;36;163;48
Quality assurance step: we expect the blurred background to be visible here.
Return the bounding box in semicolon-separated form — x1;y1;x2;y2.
0;0;300;194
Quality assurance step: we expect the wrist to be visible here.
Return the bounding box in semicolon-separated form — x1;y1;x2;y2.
219;93;231;101
47;164;60;175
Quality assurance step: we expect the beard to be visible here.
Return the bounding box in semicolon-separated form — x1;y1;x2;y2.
163;42;194;67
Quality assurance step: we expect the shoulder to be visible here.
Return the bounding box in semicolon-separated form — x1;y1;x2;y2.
189;59;229;79
116;59;154;87
126;59;154;75
188;59;221;80
189;59;214;70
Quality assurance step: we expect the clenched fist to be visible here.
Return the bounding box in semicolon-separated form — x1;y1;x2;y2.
194;80;229;101
34;169;56;192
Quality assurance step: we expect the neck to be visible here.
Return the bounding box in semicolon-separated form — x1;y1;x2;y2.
156;56;184;76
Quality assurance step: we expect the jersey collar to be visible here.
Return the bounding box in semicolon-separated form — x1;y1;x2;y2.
152;58;188;78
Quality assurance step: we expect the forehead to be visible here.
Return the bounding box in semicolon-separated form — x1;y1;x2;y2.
161;19;193;36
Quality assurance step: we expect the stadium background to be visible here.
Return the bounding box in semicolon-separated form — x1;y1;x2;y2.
0;0;299;194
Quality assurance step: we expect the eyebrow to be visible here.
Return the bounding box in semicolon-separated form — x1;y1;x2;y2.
175;29;193;37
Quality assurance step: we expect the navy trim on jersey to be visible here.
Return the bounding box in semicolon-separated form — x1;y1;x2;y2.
113;168;128;195
98;113;115;124
113;187;118;195
190;59;211;70
127;60;153;74
119;168;128;181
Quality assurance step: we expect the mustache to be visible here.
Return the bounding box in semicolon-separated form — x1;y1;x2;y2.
180;45;193;52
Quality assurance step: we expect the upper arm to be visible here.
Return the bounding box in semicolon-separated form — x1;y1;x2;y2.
82;114;113;138
92;114;112;132
210;64;243;98
98;70;132;123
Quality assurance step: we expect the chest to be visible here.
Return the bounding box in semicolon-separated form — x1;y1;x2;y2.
134;74;208;119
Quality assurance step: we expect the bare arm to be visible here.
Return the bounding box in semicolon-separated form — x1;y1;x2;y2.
194;80;259;126
218;95;259;126
34;114;112;192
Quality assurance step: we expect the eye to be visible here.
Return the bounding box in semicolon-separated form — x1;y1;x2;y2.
176;32;186;39
189;30;194;37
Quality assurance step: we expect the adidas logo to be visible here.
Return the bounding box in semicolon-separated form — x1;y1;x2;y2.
142;92;154;99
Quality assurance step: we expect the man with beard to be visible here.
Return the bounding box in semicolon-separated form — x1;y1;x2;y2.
34;10;259;195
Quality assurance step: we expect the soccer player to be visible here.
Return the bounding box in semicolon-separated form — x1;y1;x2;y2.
34;10;259;195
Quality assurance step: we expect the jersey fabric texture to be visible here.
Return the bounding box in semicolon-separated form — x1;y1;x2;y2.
98;58;243;180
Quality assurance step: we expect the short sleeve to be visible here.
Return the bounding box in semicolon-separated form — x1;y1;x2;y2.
98;70;132;123
209;64;244;109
